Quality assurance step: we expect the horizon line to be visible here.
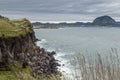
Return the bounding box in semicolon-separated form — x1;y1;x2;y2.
31;20;93;23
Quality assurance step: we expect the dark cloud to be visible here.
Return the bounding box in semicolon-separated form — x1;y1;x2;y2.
0;0;120;21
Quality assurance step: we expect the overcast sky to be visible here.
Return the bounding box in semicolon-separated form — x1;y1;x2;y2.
0;0;120;22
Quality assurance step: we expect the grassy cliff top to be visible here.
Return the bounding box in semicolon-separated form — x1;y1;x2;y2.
0;16;33;38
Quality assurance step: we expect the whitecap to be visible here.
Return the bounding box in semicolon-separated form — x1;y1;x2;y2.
36;39;47;47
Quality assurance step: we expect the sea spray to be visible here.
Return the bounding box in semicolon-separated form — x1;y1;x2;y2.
36;39;83;79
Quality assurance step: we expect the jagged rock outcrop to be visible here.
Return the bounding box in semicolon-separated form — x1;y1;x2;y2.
92;15;117;26
0;32;36;66
28;47;60;76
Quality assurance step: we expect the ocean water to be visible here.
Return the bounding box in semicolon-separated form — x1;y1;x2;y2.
34;27;120;79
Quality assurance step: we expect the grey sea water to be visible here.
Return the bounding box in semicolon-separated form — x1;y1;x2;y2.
34;27;120;78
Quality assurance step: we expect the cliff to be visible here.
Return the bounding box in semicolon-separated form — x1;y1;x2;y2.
0;16;59;76
0;32;35;66
0;16;35;67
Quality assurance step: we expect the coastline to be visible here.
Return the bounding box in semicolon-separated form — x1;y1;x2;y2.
33;26;120;30
0;16;60;78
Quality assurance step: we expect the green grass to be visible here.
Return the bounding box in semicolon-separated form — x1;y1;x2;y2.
0;70;36;80
0;18;32;38
0;70;61;80
0;61;60;80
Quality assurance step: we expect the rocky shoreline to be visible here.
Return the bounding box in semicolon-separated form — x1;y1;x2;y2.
0;17;60;77
28;46;60;76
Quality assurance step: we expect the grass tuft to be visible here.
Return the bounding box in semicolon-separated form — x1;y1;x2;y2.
0;17;32;38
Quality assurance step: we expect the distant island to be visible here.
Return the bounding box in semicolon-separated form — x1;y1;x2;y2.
32;15;120;29
92;15;117;26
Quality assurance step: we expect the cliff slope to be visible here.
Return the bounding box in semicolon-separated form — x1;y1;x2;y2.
0;16;36;68
0;16;59;76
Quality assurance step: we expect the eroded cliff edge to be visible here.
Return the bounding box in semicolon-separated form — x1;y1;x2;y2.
0;16;59;76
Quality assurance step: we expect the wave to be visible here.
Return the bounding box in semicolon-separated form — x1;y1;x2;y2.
36;38;82;79
39;39;47;44
36;39;47;47
56;51;82;80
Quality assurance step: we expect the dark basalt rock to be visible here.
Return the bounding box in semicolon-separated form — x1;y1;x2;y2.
0;31;60;75
92;15;117;26
27;47;60;76
0;32;36;71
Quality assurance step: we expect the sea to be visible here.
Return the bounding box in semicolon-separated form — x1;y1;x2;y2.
34;27;120;79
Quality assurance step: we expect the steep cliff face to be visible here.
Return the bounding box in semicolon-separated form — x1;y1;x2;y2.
0;32;36;66
0;16;35;66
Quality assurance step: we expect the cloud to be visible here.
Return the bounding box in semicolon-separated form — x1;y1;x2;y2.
0;0;120;21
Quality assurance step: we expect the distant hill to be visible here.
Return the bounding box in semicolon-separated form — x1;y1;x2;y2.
92;15;117;26
32;15;120;28
32;22;93;29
